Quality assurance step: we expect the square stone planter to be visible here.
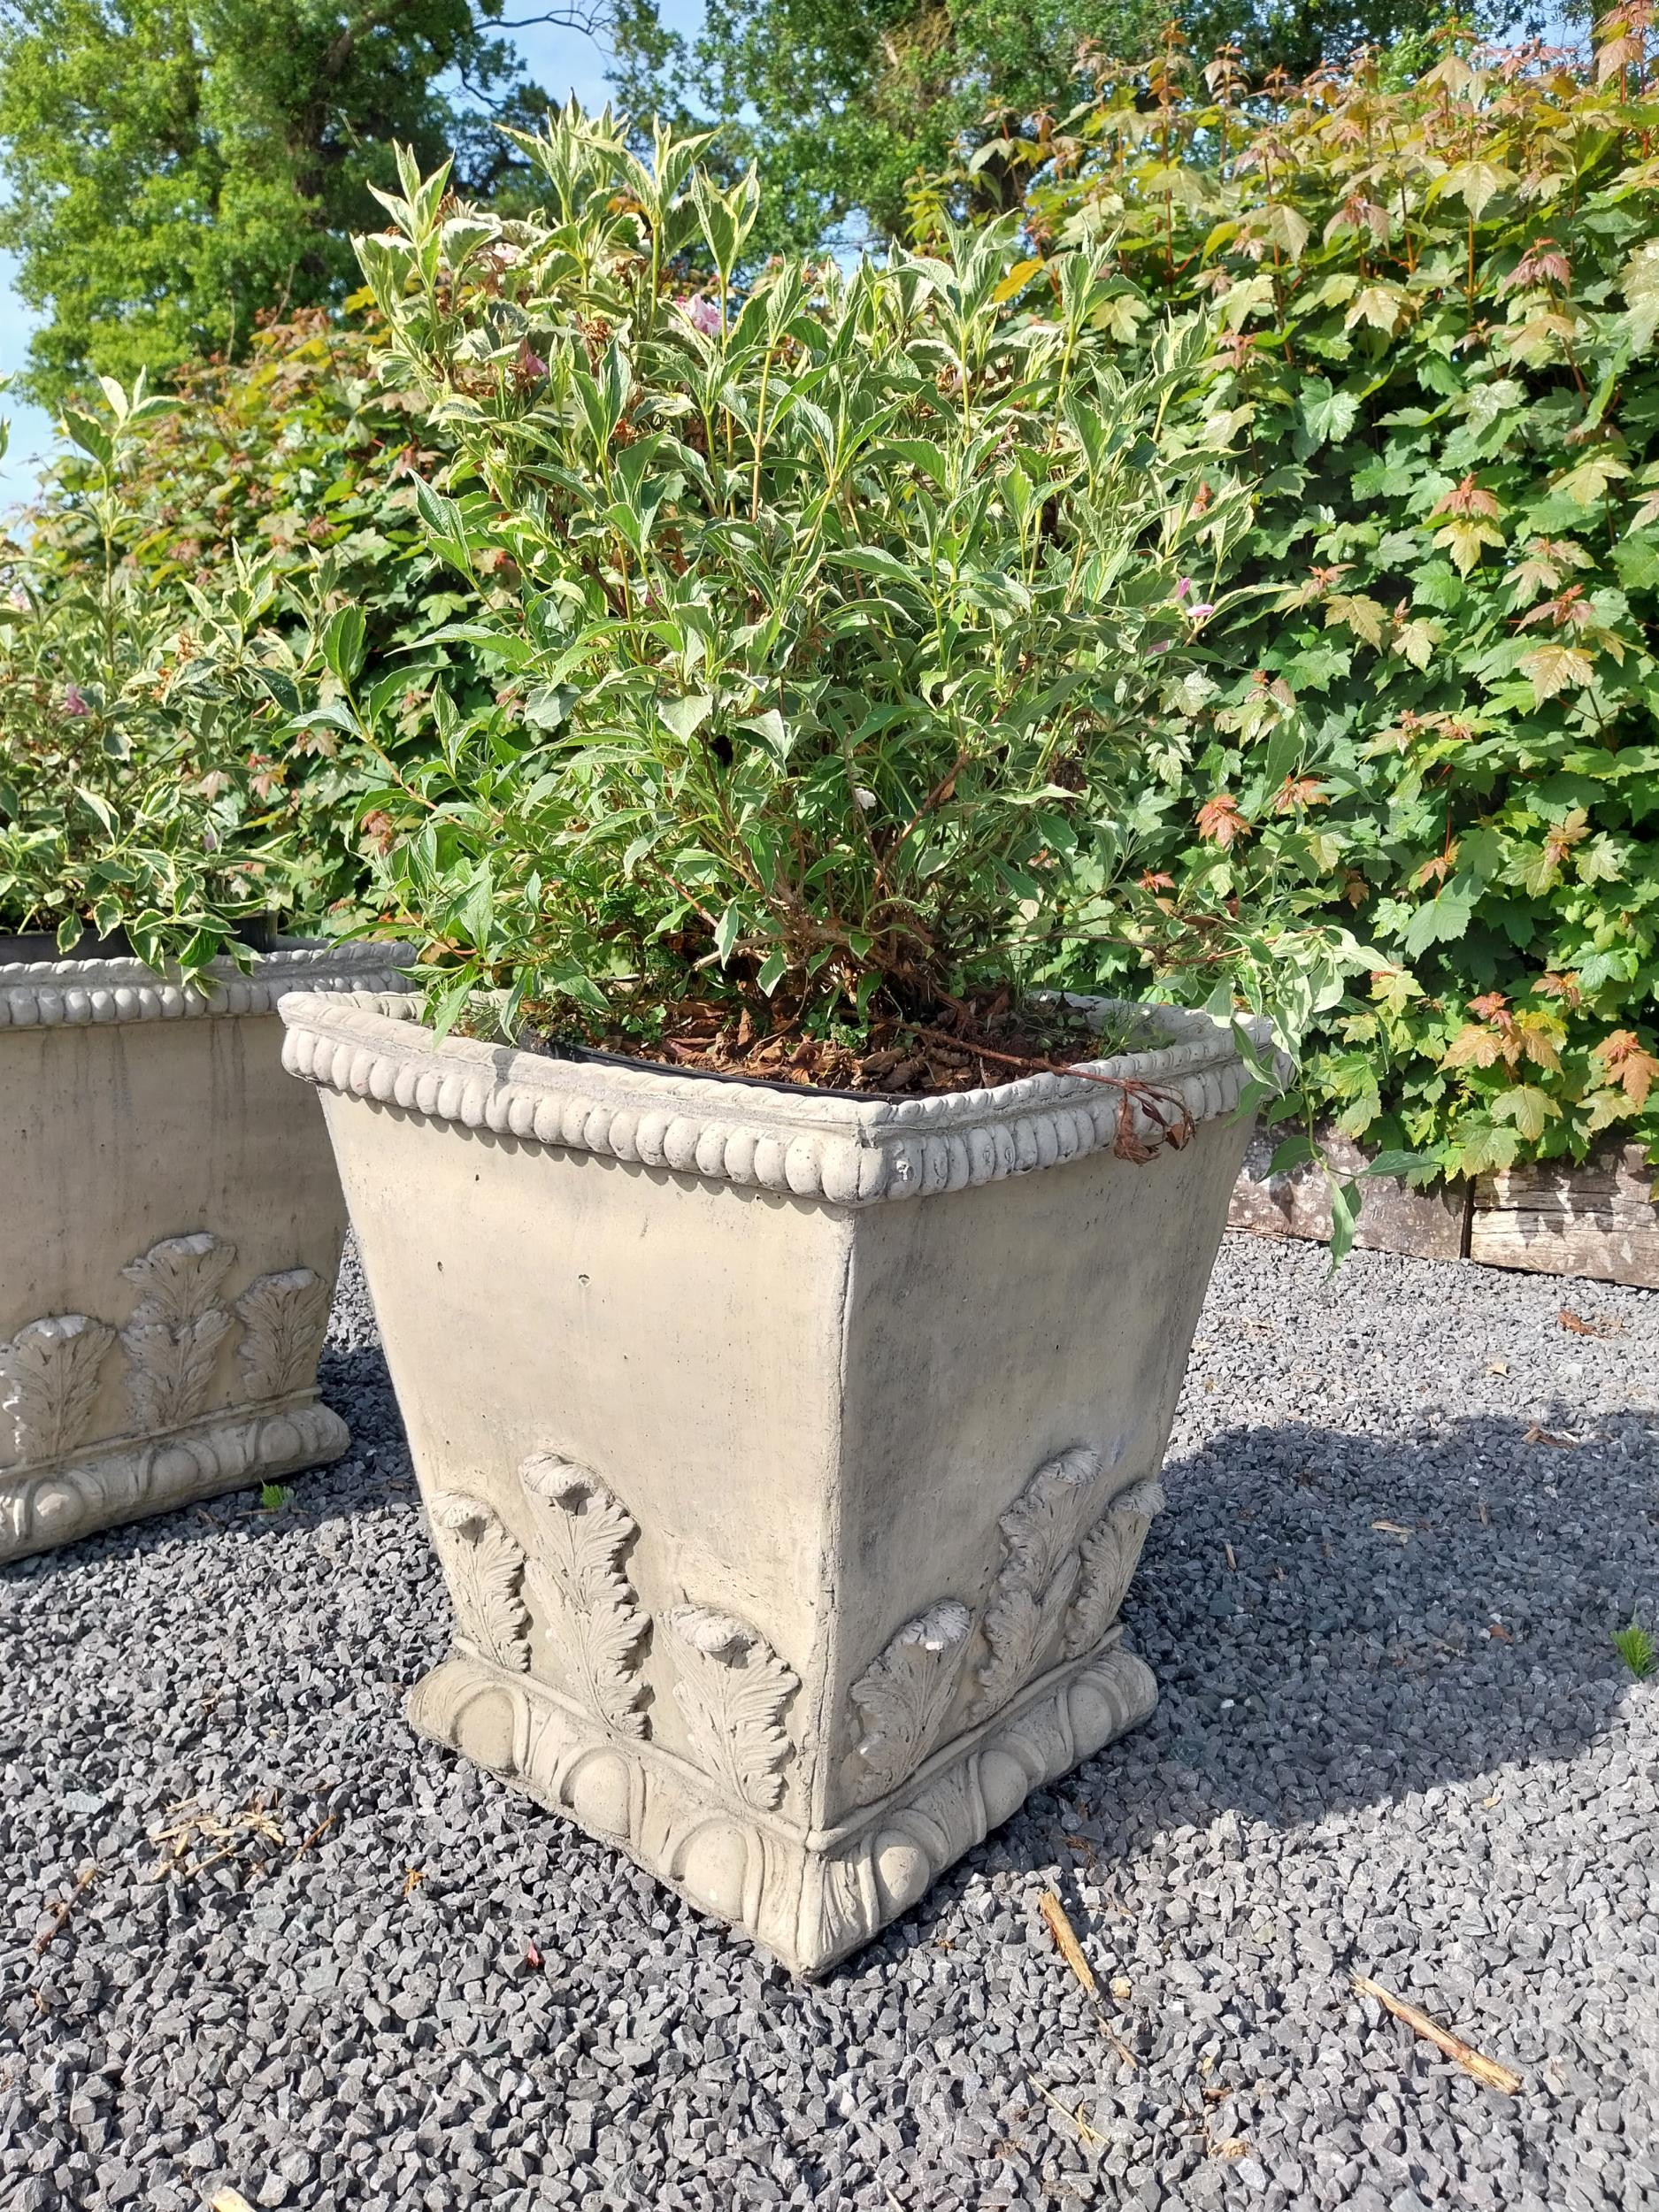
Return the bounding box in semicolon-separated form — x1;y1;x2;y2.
280;990;1257;1974
0;941;412;1563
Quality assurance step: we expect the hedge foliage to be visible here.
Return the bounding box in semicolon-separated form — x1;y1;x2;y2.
940;15;1659;1177
0;311;484;966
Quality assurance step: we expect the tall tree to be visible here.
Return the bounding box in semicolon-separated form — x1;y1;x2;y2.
611;0;1479;252
613;0;1161;251
0;0;597;400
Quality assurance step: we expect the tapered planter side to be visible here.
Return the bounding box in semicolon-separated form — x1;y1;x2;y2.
0;942;413;1562
280;990;1257;1974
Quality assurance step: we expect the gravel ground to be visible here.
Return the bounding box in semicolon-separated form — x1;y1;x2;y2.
3;1233;1656;2212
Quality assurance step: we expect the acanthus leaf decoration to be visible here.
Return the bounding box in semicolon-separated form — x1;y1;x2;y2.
235;1269;332;1401
120;1232;236;1327
519;1453;649;1739
973;1445;1100;1719
1064;1479;1164;1659
119;1233;236;1431
430;1491;530;1672
667;1605;797;1812
0;1313;117;1467
845;1600;973;1806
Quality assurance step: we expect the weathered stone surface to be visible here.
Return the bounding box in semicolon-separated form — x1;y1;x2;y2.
1472;1142;1659;1290
280;987;1256;1974
0;941;412;1559
1229;1122;1470;1261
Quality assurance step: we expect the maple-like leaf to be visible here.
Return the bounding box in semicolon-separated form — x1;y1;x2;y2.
1433;517;1506;575
1516;585;1592;633
1325;593;1387;649
1442;1023;1506;1071
1552;453;1631;507
1592;1030;1659;1107
1345;283;1409;335
1274;775;1326;812
1518;642;1596;704
1431;474;1503;521
1505;536;1591;604
1440;158;1515;219
1196;791;1251;848
1492;1085;1559;1141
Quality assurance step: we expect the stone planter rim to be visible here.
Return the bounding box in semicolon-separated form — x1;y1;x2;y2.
0;937;414;1032
280;987;1267;1208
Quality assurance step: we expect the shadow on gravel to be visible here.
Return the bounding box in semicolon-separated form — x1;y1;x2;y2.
850;1403;1657;1977
9;1354;1654;1983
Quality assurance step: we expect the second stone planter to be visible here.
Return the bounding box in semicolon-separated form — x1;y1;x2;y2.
280;988;1256;1974
0;940;412;1563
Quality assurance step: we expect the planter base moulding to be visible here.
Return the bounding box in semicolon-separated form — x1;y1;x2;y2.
280;988;1263;1975
1;941;412;1562
409;1639;1156;1972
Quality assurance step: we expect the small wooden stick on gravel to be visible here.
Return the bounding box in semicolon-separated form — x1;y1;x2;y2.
1354;1975;1522;2095
1039;1892;1139;2070
34;1863;96;1954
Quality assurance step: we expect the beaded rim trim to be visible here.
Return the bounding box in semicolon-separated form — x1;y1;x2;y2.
280;989;1267;1208
0;940;415;1032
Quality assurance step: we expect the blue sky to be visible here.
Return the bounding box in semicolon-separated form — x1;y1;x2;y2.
0;5;703;509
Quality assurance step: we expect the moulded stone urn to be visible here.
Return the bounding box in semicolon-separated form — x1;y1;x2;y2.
279;987;1261;1975
0;941;413;1563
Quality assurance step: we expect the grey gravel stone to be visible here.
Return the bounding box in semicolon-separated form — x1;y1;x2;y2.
2;1236;1655;2209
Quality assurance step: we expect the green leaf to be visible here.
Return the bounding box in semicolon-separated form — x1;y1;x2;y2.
713;902;741;964
60;406;112;466
1401;882;1478;959
1267;1133;1315;1174
827;546;923;588
660;694;714;741
320;604;367;687
412;480;472;572
1492;1086;1559;1141
757;947;787;995
1363;1148;1435;1181
1299;378;1359;449
1327;1177;1361;1269
1438;159;1514;219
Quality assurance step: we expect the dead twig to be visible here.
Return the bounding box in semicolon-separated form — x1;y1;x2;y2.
35;1863;97;1953
1038;1891;1140;2070
914;1025;1194;1159
1354;1975;1522;2095
148;1796;285;1885
1028;2074;1107;2147
292;1813;337;1862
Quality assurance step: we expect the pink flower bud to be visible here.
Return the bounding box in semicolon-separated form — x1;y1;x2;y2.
677;296;724;339
63;683;90;716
